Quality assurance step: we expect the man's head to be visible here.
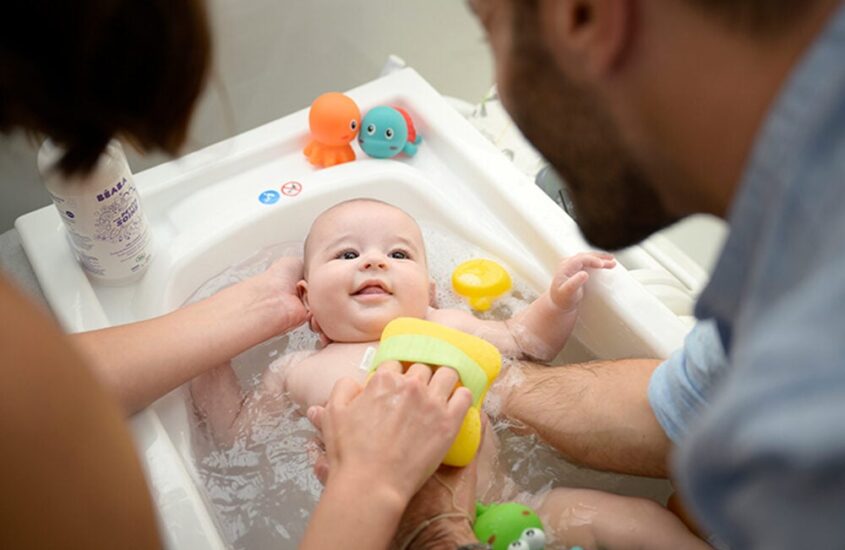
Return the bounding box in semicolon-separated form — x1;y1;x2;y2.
470;0;835;249
299;199;432;343
0;0;210;175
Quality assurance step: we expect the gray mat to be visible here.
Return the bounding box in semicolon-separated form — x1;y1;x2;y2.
0;228;47;306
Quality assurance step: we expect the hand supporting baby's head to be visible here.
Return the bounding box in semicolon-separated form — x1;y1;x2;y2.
298;199;433;343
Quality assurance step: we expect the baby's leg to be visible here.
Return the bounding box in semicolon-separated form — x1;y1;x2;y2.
190;362;246;446
534;488;712;550
475;417;529;504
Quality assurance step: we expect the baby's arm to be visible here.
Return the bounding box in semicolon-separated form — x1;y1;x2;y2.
508;252;615;360
431;252;614;361
190;362;246;446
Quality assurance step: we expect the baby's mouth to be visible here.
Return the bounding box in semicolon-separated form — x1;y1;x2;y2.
353;281;391;296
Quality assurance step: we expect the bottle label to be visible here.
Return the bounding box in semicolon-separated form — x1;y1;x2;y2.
49;175;152;282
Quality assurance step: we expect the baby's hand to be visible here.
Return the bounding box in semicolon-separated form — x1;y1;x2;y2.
549;252;615;312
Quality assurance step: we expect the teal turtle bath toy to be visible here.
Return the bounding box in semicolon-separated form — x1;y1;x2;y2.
358;105;422;158
473;502;545;550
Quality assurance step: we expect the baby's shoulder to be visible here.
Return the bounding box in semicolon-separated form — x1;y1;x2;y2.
263;349;320;393
269;349;319;373
426;307;478;332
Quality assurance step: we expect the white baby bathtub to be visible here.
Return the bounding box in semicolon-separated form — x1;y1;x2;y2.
16;68;690;549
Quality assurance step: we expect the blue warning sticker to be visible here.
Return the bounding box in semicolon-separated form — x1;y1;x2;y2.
258;190;280;205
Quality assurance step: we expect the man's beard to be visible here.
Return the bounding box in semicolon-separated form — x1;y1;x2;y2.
499;13;680;250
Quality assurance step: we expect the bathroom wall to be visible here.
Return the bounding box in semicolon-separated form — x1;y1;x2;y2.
0;0;493;231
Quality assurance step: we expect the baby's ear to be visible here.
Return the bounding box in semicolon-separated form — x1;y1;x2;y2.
297;280;310;311
297;280;329;344
428;279;437;308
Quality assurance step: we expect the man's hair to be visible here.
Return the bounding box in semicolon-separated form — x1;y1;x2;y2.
0;0;211;175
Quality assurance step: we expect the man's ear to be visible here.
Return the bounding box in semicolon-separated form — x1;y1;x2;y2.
538;0;634;80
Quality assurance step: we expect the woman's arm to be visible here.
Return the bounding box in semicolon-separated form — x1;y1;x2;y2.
72;258;307;414
0;274;161;548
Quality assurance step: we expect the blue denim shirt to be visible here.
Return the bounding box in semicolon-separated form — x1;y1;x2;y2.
648;4;845;548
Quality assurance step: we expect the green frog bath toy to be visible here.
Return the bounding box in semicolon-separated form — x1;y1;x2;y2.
473;502;545;550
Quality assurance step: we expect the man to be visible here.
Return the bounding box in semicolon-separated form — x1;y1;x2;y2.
459;0;845;547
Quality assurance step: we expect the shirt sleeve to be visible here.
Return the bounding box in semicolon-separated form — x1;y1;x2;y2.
647;319;728;443
674;270;845;548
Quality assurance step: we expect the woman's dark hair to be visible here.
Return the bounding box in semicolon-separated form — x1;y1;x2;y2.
0;0;211;174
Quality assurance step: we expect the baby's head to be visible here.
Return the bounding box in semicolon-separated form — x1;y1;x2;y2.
299;199;432;343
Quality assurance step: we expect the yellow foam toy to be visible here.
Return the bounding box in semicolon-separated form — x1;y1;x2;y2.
452;259;513;312
369;317;501;466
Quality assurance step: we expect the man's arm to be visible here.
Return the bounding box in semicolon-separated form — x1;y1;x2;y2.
501;319;728;477
502;358;671;477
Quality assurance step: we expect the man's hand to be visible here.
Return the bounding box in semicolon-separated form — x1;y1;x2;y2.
391;441;483;549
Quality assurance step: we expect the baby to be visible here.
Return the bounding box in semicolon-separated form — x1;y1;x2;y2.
192;199;709;550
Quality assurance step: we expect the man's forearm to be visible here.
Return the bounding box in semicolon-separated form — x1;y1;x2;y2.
502;359;670;477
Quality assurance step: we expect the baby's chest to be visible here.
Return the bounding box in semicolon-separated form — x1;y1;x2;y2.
292;344;373;405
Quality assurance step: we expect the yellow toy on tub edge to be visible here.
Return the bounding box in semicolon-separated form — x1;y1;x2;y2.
452;258;512;312
368;317;502;467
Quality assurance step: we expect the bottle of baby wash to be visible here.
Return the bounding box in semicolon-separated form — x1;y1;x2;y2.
37;139;153;284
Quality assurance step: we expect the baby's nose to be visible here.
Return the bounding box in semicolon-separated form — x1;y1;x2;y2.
361;254;387;270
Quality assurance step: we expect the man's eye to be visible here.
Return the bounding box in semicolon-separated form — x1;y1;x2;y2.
337;250;359;260
389;250;409;259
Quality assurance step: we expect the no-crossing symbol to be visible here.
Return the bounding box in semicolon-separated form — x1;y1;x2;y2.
281;181;302;197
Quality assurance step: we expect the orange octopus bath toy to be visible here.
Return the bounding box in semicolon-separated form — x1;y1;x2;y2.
303;92;361;168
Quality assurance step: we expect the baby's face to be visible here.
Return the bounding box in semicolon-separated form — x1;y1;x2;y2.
301;201;431;343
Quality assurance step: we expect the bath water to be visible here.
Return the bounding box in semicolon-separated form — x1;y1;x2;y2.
185;225;667;550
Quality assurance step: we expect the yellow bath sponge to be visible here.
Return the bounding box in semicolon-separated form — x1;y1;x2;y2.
369;317;502;466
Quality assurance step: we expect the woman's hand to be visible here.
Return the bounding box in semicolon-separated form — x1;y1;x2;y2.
309;363;473;505
255;257;308;333
301;364;473;550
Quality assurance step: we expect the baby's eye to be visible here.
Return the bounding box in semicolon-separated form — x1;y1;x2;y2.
336;250;359;260
389;250;409;259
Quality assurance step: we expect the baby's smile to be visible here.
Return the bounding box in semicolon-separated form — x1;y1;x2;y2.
352;279;392;298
